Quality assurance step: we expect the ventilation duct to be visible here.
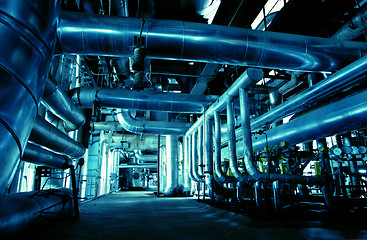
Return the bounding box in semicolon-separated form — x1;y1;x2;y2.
0;189;74;234
22;142;72;169
30;116;85;158
0;0;60;202
42;77;85;131
58;12;367;72
116;109;191;135
72;87;218;114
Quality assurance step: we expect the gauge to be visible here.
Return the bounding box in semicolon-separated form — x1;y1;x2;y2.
332;147;342;156
358;146;367;154
342;146;352;154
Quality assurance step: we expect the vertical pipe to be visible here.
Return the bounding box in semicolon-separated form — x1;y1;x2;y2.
204;117;214;200
198;125;204;178
192;131;204;182
183;136;191;194
157;135;160;196
165;135;179;195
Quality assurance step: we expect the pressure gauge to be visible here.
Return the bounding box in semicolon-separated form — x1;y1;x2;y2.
342;146;352;154
332;147;342;156
359;146;367;154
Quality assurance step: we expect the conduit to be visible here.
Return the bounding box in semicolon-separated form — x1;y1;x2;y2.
42;77;85;131
22;142;72;169
0;188;74;234
71;87;218;114
0;0;60;202
116;109;192;135
58;12;367;72
30;116;85;158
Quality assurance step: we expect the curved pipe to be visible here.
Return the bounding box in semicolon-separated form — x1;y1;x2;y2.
239;89;324;185
22;142;72;169
58;12;367;72
214;111;236;183
30;116;85;158
186;68;264;136
251;54;367;131
0;189;74;234
116;109;192;135
71;87;218;114
42;77;85;131
0;0;60;202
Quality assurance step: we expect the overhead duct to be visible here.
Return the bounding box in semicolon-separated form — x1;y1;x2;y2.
30;116;85;158
0;189;74;234
0;0;60;202
22;142;72;169
42;77;85;131
251;54;367;131
71;87;218;113
116;109;191;135
58;12;367;72
333;5;367;40
252;89;367;153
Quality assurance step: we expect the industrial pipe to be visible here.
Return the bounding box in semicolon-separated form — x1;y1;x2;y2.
116;109;192;135
71;87;218;114
22;142;72;169
42;77;85;131
58;12;367;72
0;0;60;202
191;131;204;182
186;68;264;136
239;88;325;185
251;54;367;131
164;136;179;195
333;5;367;40
0;189;74;234
213;111;236;183
30;116;85;158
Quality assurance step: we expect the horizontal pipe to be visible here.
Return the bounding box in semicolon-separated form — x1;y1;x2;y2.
186;68;263;136
29;116;85;158
252;89;367;153
58;12;367;72
117;164;157;169
71;87;218;114
251;55;367;130
42;77;86;131
92;121;123;132
22;142;72;169
116;109;192;135
135;153;157;163
0;188;74;234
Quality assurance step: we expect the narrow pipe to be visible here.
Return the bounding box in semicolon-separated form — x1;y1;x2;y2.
251;55;367;131
42;77;85;131
0;189;74;234
183;136;191;193
204;117;214;198
22;142;72;169
58;12;367;72
214;111;236;183
187;135;196;181
198;125;204;177
186;68;264;136
0;0;60;202
191;131;204;182
29;116;85;158
239;88;325;185
71;87;218;114
116;109;192;135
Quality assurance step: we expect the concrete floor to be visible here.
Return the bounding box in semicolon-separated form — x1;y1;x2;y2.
25;191;367;240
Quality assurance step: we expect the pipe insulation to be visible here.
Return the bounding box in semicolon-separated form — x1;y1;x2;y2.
58;12;367;72
164;135;179;195
30;116;85;158
0;0;60;202
0;189;74;234
251;89;367;153
71;87;218;114
116;109;192;135
42;77;86;131
22;142;72;169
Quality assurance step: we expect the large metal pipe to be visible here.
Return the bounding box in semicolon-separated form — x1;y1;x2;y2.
333;5;367;40
204;117;214;197
186;68;264;136
251;55;367;131
164;135;179;195
22;142;72;169
116;109;192;135
0;188;74;234
58;12;367;72
0;0;60;202
252;89;367;153
213;111;236;183
42;77;86;131
30;116;85;158
72;87;218;114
